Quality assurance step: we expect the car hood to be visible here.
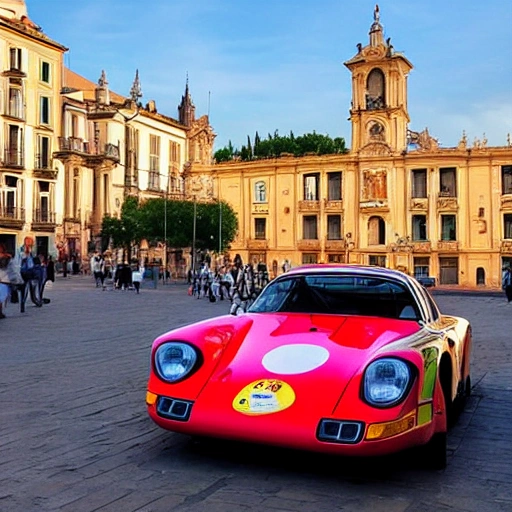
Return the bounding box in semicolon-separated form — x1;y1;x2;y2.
196;313;420;416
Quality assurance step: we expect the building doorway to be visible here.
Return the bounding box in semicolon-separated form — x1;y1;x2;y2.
439;257;458;285
476;267;485;286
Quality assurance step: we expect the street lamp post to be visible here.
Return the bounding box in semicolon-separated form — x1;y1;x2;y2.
192;198;197;274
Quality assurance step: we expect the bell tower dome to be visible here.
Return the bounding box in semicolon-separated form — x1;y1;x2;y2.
344;5;413;154
0;0;27;19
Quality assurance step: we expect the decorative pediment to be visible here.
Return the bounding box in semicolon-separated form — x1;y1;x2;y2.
359;142;392;157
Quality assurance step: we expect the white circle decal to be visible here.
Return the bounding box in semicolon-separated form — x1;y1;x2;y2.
262;344;330;375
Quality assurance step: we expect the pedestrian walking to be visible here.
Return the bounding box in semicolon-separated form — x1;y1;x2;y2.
0;243;23;318
503;266;512;302
46;256;55;284
132;266;142;294
91;253;106;288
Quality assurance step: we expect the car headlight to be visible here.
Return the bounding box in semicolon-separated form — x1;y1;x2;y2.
364;358;412;407
154;342;198;383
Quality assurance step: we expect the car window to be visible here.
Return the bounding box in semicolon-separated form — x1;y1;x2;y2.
248;274;420;320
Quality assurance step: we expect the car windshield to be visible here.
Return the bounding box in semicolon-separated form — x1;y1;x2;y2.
248;274;420;320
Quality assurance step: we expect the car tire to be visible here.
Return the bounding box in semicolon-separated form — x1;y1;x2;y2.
423;431;447;470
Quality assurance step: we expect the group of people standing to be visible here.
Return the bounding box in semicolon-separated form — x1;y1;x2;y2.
89;252;143;293
188;254;270;315
0;237;55;319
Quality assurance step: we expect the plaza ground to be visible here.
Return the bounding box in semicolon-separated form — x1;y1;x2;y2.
0;275;511;511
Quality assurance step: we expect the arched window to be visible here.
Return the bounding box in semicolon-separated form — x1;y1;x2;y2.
476;267;485;286
366;68;386;110
254;181;267;203
368;216;386;245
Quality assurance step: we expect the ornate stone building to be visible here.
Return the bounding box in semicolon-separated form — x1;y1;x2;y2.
0;0;215;270
0;0;67;257
211;6;512;288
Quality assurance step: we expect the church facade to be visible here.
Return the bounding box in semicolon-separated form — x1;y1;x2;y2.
210;7;512;288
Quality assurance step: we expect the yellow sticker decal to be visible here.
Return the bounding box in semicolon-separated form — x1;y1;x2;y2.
233;379;296;415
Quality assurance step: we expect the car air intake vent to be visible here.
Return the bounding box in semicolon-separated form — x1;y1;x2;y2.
317;419;364;444
157;396;193;421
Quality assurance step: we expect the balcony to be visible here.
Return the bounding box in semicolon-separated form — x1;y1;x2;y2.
0;205;25;229
297;239;321;251
324;239;346;251
324;199;343;211
410;197;428;210
437;195;458;211
32;209;57;231
58;137;90;153
55;138;120;163
246;238;269;250
500;240;512;254
298;200;320;212
411;241;432;253
437;240;459;252
2;148;24;169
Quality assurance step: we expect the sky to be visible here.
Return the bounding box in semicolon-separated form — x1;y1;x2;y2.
28;0;512;151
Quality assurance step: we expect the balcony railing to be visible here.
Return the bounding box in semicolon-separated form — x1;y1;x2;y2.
324;239;346;251
437;195;458;210
3;148;24;168
58;137;89;153
500;240;512;254
0;205;25;221
57;138;119;160
298;200;320;212
437;240;459;252
297;239;321;251
247;238;269;250
33;209;56;224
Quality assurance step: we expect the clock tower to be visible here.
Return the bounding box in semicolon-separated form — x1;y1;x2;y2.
344;5;413;155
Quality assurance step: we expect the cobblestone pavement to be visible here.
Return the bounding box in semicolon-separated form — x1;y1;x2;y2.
1;276;511;512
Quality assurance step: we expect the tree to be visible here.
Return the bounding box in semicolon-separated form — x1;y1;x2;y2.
100;196;143;260
214;131;348;162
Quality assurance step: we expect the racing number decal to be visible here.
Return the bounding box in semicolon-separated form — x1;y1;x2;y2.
233;379;295;415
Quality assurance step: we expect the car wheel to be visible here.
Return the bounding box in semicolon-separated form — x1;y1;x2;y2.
423;431;447;470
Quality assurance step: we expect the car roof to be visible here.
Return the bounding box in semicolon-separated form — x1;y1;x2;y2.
284;264;412;284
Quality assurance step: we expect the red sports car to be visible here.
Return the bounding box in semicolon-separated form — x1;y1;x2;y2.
146;265;472;469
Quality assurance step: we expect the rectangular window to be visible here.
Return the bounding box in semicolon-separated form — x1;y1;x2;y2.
73;175;80;218
40;96;50;124
327;254;345;263
412;169;427;198
304;173;319;200
413;257;430;279
302;253;318;264
412;215;427;241
327;215;341;240
6;125;23;166
8;87;23;118
440;167;456;197
303;215;318;239
502;165;512;194
369;255;386;267
1;176;18;217
504;214;512;239
255;218;266;239
9;48;22;71
149;134;160;172
441;215;457;241
41;61;50;83
327;172;342;200
37;136;50;169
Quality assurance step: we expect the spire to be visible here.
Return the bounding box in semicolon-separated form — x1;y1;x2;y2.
178;73;195;127
129;69;142;104
369;4;384;47
95;70;110;106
